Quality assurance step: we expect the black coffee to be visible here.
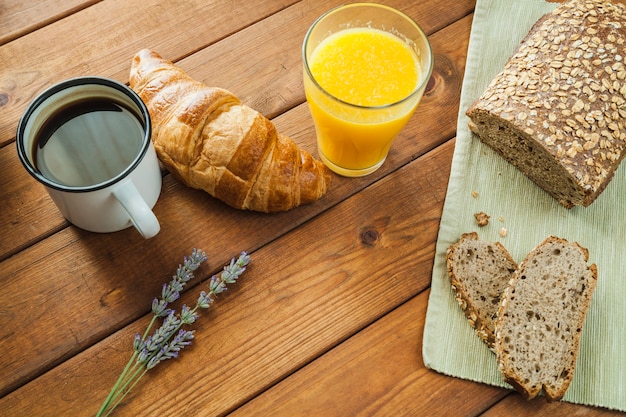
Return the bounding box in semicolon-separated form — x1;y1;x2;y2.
34;98;145;187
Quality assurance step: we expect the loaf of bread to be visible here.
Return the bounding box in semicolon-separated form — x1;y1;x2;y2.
129;49;331;213
494;236;597;401
466;0;626;208
446;232;517;350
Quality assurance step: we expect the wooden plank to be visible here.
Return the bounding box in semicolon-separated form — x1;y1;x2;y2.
481;393;621;416
0;0;99;46
0;0;301;147
0;1;474;261
176;0;475;120
0;0;474;147
0;135;456;417
231;291;508;417
0;146;68;261
0;9;472;395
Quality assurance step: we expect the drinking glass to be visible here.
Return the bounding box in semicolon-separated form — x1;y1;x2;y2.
303;3;433;177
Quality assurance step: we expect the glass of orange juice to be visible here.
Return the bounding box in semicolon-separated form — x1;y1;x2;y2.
303;3;433;177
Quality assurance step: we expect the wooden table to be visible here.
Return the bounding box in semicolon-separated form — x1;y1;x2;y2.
0;1;621;416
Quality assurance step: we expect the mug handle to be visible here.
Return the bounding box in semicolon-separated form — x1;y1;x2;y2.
112;179;160;239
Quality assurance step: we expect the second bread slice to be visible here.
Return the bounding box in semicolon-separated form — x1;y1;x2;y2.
494;236;598;401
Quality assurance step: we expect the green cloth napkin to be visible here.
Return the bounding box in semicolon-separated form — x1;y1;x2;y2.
423;0;626;411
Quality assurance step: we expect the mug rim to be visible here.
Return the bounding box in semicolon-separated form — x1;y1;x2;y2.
16;76;153;193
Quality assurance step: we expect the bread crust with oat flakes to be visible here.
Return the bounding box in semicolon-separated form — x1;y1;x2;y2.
466;0;626;208
446;232;517;350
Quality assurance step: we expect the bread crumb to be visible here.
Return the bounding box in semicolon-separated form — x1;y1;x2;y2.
474;211;490;227
472;190;479;198
499;227;508;237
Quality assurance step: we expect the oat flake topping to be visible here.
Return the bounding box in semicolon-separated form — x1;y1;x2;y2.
478;0;626;192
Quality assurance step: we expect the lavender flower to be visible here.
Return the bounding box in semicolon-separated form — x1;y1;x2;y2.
143;312;181;356
147;329;195;370
180;304;198;325
208;252;250;296
96;250;250;417
150;249;208;318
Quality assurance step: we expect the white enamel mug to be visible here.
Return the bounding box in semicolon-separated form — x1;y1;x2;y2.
16;77;161;239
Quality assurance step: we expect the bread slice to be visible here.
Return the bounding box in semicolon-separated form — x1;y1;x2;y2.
466;0;626;208
446;232;518;350
494;236;598;401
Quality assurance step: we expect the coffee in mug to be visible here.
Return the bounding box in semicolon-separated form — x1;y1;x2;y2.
34;97;145;187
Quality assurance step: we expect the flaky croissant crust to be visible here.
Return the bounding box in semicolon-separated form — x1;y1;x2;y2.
129;49;330;212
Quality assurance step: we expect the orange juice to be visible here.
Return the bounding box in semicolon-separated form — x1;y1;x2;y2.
304;27;424;176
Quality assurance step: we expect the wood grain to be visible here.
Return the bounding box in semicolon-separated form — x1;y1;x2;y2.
0;0;99;46
481;393;623;416
0;0;474;260
0;0;300;147
0;1;471;399
2;0;619;415
0;0;474;147
0;133;455;417
231;290;509;417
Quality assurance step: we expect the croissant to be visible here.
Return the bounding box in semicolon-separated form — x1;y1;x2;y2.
129;49;331;213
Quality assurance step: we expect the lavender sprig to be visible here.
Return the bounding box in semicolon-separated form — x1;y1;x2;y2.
96;250;250;417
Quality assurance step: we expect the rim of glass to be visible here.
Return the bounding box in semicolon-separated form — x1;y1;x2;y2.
302;3;434;110
15;76;152;193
